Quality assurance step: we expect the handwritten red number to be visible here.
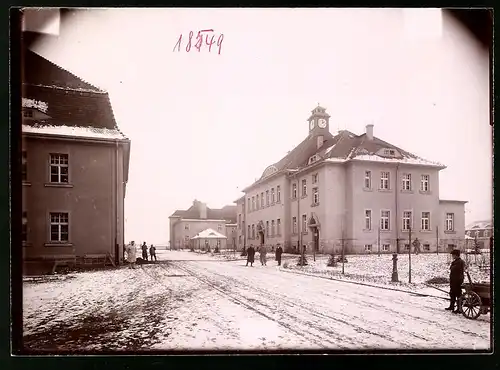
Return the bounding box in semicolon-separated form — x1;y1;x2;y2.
195;31;204;52
186;31;194;52
217;34;224;55
173;34;182;52
205;34;215;52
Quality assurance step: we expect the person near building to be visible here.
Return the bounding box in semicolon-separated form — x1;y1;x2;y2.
412;238;421;255
259;245;268;266
275;243;283;266
246;245;255;267
149;244;157;261
446;249;466;313
126;241;137;269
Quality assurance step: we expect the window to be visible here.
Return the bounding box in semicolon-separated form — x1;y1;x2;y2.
238;214;241;229
266;190;270;206
302;179;307;196
309;155;318;164
402;211;412;231
312;187;319;205
364;210;372;230
22;211;28;242
421;174;430;192
260;192;264;207
384;149;395;156
271;188;275;203
252;224;255;239
23;110;33;118
218;224;222;232
302;214;307;233
292;183;297;199
484;230;490;237
312;173;318;184
22;151;27;182
184;224;190;230
402;174;412;191
238;235;242;244
380;210;390;230
382;244;390;252
247;225;251;238
380;171;389;190
292;217;297;234
423;244;430;251
50;212;69;242
277;219;281;235
445;213;454;231
448;244;456;250
266;221;269;237
271;220;275;236
364;171;372;189
404;244;410;251
241;203;245;213
184;236;190;243
252;196;255;211
277;186;281;203
256;194;260;209
247;198;250;211
364;244;372;252
50;153;69;183
421;212;430;231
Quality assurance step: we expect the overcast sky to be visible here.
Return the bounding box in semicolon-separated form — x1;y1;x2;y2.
29;8;492;244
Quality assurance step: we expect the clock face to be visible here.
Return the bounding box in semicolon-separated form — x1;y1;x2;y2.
310;120;315;130
318;118;327;128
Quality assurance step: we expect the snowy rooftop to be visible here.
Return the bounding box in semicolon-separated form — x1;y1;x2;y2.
22;124;128;141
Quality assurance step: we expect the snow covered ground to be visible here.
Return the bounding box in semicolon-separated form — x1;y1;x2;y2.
23;250;491;352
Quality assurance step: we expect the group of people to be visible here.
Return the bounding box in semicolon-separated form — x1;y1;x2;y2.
244;244;283;267
124;240;157;269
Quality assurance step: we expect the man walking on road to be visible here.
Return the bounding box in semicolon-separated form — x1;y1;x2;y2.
446;249;465;313
259;245;267;266
275;243;283;266
246;245;255;267
126;241;137;269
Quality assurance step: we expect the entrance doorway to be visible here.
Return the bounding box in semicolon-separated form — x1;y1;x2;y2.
312;227;319;252
258;231;265;246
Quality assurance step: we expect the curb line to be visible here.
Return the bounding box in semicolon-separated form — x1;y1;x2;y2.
280;268;449;301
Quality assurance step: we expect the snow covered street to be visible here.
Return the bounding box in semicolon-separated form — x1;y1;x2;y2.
23;250;491;352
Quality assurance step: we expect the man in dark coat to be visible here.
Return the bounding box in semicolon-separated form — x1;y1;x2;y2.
275;244;283;266
141;242;148;261
446;249;466;313
149;244;157;261
246;245;255;267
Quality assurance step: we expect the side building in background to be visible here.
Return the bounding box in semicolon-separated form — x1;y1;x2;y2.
236;106;467;255
169;200;237;250
466;220;493;250
22;36;131;273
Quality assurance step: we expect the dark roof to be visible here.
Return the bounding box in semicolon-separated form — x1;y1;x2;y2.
170;203;237;223
22;48;118;130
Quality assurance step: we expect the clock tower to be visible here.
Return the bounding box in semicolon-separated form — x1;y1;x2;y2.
307;105;330;135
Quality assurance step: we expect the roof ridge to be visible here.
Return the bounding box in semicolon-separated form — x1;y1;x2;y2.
28;50;105;92
23;82;106;94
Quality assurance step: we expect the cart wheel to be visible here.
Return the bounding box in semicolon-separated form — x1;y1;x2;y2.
459;291;482;320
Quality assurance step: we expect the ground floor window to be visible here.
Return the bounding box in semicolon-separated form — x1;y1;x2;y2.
404;244;410;251
423;244;430;251
22;211;28;242
50;212;69;242
382;244;390;252
364;244;372;252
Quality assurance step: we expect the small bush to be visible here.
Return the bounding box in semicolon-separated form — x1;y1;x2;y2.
426;276;449;285
297;256;308;266
327;254;337;267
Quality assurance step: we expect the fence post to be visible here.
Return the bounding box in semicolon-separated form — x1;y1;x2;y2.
408;227;412;284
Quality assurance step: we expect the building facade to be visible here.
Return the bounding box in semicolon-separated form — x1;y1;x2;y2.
169;200;237;250
466;220;493;250
237;106;467;254
21;36;130;271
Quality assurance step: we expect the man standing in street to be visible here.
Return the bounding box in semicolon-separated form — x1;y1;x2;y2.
446;249;466;313
126;241;137;269
275;243;283;266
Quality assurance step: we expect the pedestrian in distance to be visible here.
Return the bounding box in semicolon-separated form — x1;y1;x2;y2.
141;242;148;261
149;244;157;261
126;241;137;269
246;245;255;267
446;249;466;313
260;245;267;266
275;243;283;266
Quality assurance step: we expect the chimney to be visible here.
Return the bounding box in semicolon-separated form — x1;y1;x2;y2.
366;124;374;140
317;135;324;149
199;202;207;219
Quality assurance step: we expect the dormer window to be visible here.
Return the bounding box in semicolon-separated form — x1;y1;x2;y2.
308;155;318;165
23;110;33;118
384;149;396;156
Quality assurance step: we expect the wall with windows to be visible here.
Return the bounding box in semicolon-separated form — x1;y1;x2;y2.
172;219;228;249
22;137;126;260
439;200;466;251
244;174;287;247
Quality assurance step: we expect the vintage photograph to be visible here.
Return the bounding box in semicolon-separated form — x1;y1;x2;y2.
16;7;492;353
